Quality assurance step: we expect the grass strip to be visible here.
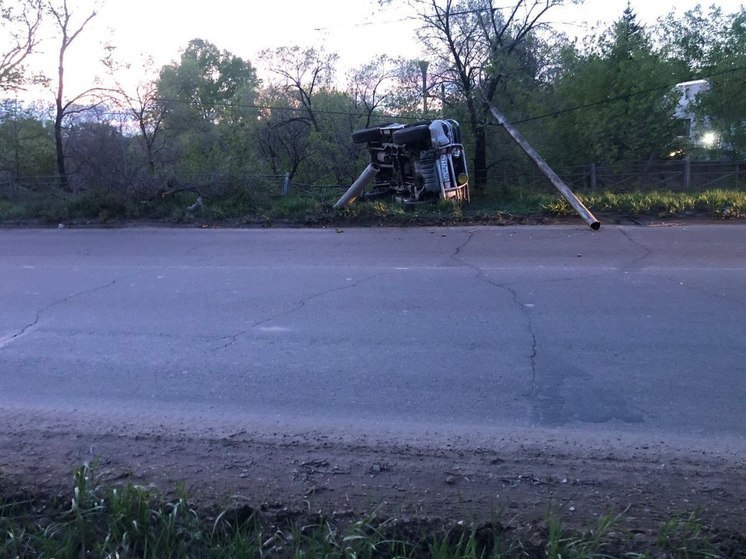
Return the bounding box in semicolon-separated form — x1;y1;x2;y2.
1;188;745;226
2;464;744;558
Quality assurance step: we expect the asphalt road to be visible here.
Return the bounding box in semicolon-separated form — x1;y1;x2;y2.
1;224;745;446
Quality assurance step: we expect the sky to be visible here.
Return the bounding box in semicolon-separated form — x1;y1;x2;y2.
16;0;746;100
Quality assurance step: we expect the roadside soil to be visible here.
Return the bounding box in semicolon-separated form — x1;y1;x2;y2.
1;209;741;230
1;409;745;545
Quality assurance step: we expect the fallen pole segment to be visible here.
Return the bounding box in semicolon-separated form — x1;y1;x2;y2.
482;96;601;230
334;163;380;209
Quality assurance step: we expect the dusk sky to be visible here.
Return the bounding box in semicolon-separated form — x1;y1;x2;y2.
17;0;746;98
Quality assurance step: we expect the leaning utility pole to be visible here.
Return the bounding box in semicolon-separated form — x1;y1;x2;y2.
483;95;600;230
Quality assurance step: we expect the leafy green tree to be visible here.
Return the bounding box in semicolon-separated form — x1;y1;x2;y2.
156;39;261;183
654;4;729;78
546;7;679;167
693;8;746;158
0;100;55;181
158;39;259;125
304;89;366;185
255;86;362;186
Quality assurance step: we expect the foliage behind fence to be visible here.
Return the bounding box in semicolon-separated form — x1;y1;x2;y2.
501;160;746;194
3;160;746;209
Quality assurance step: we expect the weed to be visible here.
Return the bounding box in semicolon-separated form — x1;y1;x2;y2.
542;511;628;559
0;474;741;559
427;523;502;559
3;186;745;225
656;512;722;558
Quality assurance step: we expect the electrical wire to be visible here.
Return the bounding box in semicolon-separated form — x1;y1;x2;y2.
311;3;522;31
510;63;746;126
151;97;428;122
145;62;743;129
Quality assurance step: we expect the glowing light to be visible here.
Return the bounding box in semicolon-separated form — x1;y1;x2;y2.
701;132;718;147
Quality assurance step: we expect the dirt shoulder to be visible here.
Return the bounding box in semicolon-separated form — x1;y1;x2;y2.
2;409;745;540
0;210;742;230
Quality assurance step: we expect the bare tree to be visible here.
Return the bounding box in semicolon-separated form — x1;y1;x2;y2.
103;48;164;177
122;79;163;177
0;0;43;91
383;0;576;187
346;56;398;128
260;46;339;133
47;0;96;191
255;85;311;180
388;58;447;117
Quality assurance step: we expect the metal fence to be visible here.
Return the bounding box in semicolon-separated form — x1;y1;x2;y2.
2;161;745;203
285;161;746;196
0;173;290;202
553;161;745;193
0;175;68;202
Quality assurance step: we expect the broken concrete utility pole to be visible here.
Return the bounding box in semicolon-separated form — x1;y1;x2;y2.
483;96;601;230
334;163;379;209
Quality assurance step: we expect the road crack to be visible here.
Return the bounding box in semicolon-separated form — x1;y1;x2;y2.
448;231;538;399
183;239;221;257
477;276;539;400
617;227;652;270
0;278;126;349
619;228;745;307
213;273;385;350
450;230;476;262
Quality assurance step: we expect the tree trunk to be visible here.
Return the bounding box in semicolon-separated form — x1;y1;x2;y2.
464;94;488;190
54;70;69;191
473;123;488;189
49;2;97;193
139;121;156;176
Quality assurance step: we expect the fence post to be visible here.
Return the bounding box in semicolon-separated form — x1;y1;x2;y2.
737;163;740;190
684;158;691;190
283;172;291;196
590;163;597;190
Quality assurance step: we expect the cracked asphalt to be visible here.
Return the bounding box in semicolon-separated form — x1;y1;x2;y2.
1;224;745;440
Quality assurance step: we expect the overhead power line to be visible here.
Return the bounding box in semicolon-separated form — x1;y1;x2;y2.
509;63;746;126
313;15;418;32
151;98;426;123
310;4;521;31
147;63;743;128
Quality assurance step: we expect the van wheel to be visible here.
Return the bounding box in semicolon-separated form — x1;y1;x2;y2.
392;124;431;146
351;127;385;144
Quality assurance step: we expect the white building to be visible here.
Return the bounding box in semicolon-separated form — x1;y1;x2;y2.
674;79;716;147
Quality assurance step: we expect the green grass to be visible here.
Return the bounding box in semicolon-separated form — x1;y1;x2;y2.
2;464;743;558
542;190;746;219
1;186;745;226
